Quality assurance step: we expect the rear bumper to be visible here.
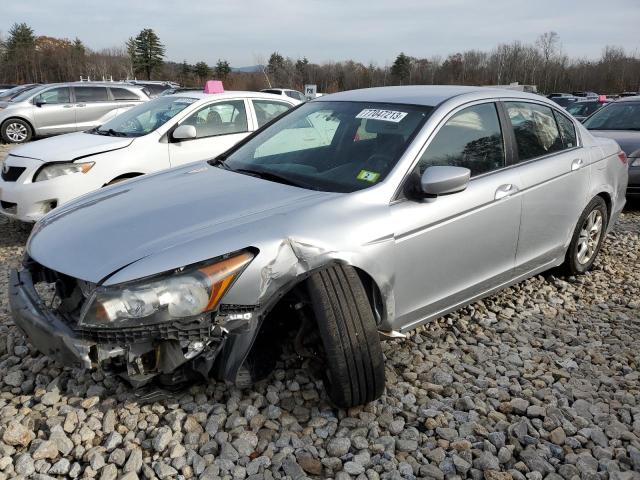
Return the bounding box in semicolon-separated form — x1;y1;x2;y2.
8;269;93;368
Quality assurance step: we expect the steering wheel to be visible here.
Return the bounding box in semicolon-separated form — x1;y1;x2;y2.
364;153;394;172
121;117;144;133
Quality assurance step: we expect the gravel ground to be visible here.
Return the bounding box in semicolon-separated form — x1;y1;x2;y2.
0;143;639;480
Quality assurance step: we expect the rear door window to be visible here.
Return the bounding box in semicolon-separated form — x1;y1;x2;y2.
252;100;292;128
505;102;564;162
417;102;505;177
74;87;109;102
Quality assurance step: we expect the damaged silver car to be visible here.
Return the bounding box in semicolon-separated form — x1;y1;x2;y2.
9;86;628;407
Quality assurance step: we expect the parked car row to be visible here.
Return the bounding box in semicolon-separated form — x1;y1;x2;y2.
0;90;300;222
4;85;630;407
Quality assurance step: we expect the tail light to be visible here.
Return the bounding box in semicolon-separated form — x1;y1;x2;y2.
598;95;607;103
617;151;628;165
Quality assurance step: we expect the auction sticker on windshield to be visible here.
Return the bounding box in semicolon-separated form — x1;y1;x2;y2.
356;109;408;123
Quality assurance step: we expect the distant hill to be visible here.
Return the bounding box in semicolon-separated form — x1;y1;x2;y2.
231;65;264;73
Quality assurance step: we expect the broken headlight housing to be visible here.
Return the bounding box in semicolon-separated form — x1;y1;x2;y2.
79;251;254;328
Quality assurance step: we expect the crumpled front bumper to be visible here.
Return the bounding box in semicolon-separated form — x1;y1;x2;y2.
8;267;263;385
8;268;93;369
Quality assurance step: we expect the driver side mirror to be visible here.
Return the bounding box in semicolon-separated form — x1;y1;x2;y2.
34;98;46;107
420;166;471;196
172;124;197;141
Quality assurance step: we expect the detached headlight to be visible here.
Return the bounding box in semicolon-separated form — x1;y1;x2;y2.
79;251;254;328
34;162;94;182
631;157;640;167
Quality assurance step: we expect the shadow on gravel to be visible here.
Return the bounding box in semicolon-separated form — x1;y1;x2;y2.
0;218;31;248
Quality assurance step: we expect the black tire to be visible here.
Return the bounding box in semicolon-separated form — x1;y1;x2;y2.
1;118;32;144
562;196;608;275
307;264;385;407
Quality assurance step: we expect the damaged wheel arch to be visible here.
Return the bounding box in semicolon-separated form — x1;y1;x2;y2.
215;260;387;400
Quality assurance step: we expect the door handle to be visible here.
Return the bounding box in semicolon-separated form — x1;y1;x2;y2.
76;103;86;107
495;183;518;200
571;158;584;171
62;105;73;108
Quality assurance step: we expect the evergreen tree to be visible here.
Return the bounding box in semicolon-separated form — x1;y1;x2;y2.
391;52;412;84
4;23;37;82
215;59;231;79
130;28;165;80
194;61;211;81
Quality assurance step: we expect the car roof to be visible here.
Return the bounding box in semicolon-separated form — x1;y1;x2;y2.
31;82;146;90
313;85;546;107
168;91;297;102
615;95;640;103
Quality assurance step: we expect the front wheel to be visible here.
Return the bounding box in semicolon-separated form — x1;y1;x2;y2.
1;119;32;144
307;264;385;407
562;196;608;275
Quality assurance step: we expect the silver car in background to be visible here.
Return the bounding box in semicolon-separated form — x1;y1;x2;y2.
9;86;628;407
0;82;149;143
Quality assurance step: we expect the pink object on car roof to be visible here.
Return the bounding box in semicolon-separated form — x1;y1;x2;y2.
204;80;224;93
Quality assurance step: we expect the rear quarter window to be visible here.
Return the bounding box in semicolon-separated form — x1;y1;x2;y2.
553;110;578;149
110;87;141;101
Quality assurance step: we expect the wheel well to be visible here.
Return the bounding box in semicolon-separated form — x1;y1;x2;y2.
1;117;34;134
596;192;611;218
104;172;144;186
241;264;385;382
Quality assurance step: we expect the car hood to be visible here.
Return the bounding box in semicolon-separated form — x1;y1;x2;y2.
27;163;332;283
589;130;640;156
9;131;134;162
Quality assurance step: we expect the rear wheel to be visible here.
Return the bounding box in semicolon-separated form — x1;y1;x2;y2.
307;264;385;407
562;196;608;275
1;119;32;144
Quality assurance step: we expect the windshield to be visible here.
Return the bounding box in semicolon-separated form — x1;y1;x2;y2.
10;84;48;102
93;96;198;137
566;102;602;117
583;102;640;130
220;101;432;193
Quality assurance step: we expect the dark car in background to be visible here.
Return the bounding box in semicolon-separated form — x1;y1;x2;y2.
565;96;611;122
0;84;17;94
548;93;579;108
0;84;41;103
584;96;640;197
129;80;180;98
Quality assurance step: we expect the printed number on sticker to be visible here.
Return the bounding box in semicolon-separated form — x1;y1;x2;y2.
356;109;408;123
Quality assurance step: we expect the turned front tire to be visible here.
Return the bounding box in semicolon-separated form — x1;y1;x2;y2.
307;264;385;407
561;196;608;276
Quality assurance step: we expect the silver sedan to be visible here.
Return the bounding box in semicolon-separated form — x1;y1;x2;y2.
10;86;628;407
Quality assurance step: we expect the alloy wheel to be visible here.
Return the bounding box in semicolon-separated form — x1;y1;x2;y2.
5;122;28;142
576;209;603;265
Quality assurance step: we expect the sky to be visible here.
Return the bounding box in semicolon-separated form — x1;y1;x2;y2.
2;0;639;67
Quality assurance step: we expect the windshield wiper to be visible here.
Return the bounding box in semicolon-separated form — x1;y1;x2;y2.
208;157;233;170
233;168;311;189
92;128;127;137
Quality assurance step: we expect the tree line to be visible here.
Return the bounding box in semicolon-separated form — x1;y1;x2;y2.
1;23;639;94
